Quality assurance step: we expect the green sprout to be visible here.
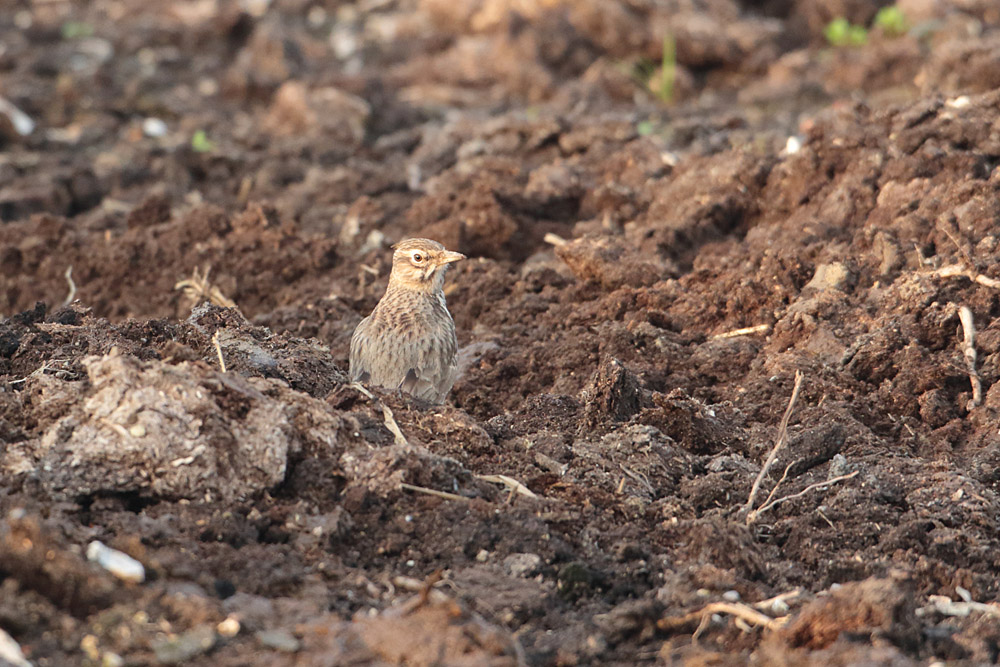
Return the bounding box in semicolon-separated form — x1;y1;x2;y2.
824;17;868;47
636;119;655;137
60;21;94;39
625;33;677;104
657;33;676;104
191;130;216;153
874;6;908;37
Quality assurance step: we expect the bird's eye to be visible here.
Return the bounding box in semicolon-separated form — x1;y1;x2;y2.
412;253;424;263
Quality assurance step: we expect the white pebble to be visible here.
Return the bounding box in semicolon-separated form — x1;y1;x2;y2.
142;118;168;138
0;98;34;136
307;6;327;27
14;10;32;30
217;616;240;637
0;628;31;667
87;541;146;583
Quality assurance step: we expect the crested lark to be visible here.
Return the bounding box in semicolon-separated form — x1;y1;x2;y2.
349;238;466;403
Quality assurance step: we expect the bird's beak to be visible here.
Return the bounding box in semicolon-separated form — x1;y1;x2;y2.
441;251;466;264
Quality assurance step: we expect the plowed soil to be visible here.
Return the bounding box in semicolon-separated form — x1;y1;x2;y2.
4;1;1000;665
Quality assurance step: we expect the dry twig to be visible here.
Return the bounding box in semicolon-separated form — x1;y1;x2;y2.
476;474;538;499
743;370;804;522
712;324;770;340
958;305;982;410
351;382;409;447
400;483;468;502
212;331;227;373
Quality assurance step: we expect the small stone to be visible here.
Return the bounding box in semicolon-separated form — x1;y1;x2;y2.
216;616;240;638
307;6;327;27
0;628;30;667
255;629;301;653
503;553;542;578
81;634;100;660
142;118;168;138
87;541;145;583
0;97;34;137
13;9;31;29
783;135;803;154
152;626;216;665
805;262;852;292
829;453;849;478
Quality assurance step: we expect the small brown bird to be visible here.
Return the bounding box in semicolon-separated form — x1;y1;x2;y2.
349;238;466;403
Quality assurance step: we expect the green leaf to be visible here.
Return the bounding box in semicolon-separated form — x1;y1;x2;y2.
848;24;868;46
824;17;851;46
824;17;867;47
191;130;215;153
61;21;94;40
874;6;908;37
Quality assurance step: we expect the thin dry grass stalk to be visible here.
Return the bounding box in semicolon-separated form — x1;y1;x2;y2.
175;266;237;309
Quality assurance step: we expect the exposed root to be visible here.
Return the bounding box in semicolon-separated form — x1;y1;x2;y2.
62;266;77;306
749;471;859;521
918;589;1000;619
932;264;1000;289
543;232;568;246
753;589;803;614
658;601;788;635
743;370;803;522
8;359;74;385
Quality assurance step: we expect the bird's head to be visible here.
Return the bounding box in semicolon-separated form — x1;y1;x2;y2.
388;238;466;293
